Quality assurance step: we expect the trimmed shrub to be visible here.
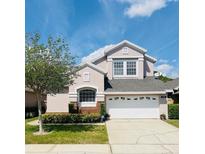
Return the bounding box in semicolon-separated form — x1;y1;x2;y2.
42;113;101;123
168;104;179;119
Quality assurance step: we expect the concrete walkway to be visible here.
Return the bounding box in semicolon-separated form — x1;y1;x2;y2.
106;119;179;154
26;144;111;154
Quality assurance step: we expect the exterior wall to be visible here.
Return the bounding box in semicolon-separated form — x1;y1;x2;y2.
159;95;168;119
144;59;154;76
92;45;155;79
69;66;105;103
46;94;69;112
25;91;37;108
106;46;145;79
107;59;113;79
159;104;168;119
107;46;144;58
79;102;101;114
94;57;108;71
167;98;174;104
138;57;144;79
25;91;46;108
69;66;104;93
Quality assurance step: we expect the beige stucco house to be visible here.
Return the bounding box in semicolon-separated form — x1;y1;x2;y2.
47;40;178;119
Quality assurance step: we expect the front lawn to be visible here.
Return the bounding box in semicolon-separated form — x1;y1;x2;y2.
165;119;179;128
25;119;108;144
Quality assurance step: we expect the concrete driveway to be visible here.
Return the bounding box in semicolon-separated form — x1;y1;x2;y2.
106;119;179;154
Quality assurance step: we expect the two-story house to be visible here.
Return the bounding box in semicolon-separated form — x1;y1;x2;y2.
47;40;178;119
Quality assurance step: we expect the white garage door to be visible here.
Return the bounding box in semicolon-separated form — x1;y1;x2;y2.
106;96;159;119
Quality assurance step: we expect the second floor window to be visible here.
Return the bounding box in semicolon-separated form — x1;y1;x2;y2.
113;60;137;76
113;61;123;75
127;61;136;75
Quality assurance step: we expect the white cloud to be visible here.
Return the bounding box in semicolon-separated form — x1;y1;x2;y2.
117;0;177;18
155;63;178;78
81;44;115;63
158;59;169;63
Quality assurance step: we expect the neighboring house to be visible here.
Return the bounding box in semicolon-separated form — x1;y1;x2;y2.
153;72;179;104
25;87;47;112
165;79;179;104
47;40;179;119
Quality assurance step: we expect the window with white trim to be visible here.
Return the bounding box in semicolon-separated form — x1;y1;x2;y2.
127;61;136;75
79;89;95;102
113;61;123;75
113;60;137;77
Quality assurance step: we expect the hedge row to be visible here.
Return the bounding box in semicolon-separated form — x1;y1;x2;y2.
168;104;179;119
42;113;101;123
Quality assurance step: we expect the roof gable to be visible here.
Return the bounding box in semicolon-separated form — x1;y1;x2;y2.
105;40;147;55
80;40;156;64
79;62;107;74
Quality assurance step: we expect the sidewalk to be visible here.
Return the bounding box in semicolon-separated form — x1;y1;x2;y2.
25;144;111;154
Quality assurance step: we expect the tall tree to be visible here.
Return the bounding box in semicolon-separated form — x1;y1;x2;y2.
25;33;78;134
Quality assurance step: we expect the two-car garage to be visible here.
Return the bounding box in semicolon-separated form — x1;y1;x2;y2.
106;95;160;119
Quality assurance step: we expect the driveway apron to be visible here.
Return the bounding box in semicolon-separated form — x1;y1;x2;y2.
106;119;179;154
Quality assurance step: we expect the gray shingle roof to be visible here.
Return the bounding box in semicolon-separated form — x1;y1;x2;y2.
105;77;179;92
163;78;179;89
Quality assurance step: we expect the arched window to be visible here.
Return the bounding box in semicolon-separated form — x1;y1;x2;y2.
79;89;96;102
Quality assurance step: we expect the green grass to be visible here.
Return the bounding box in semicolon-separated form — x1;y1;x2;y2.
25;119;108;144
25;117;38;123
165;120;179;128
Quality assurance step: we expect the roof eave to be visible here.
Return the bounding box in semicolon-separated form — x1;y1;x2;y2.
79;62;107;75
145;54;157;63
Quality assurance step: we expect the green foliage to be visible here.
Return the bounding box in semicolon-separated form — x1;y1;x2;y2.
42;113;101;123
69;103;78;113
168;104;179;119
100;103;106;116
159;75;173;82
25;33;78;133
25;33;78;95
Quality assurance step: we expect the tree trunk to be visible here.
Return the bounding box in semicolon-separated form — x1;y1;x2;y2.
36;92;43;134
